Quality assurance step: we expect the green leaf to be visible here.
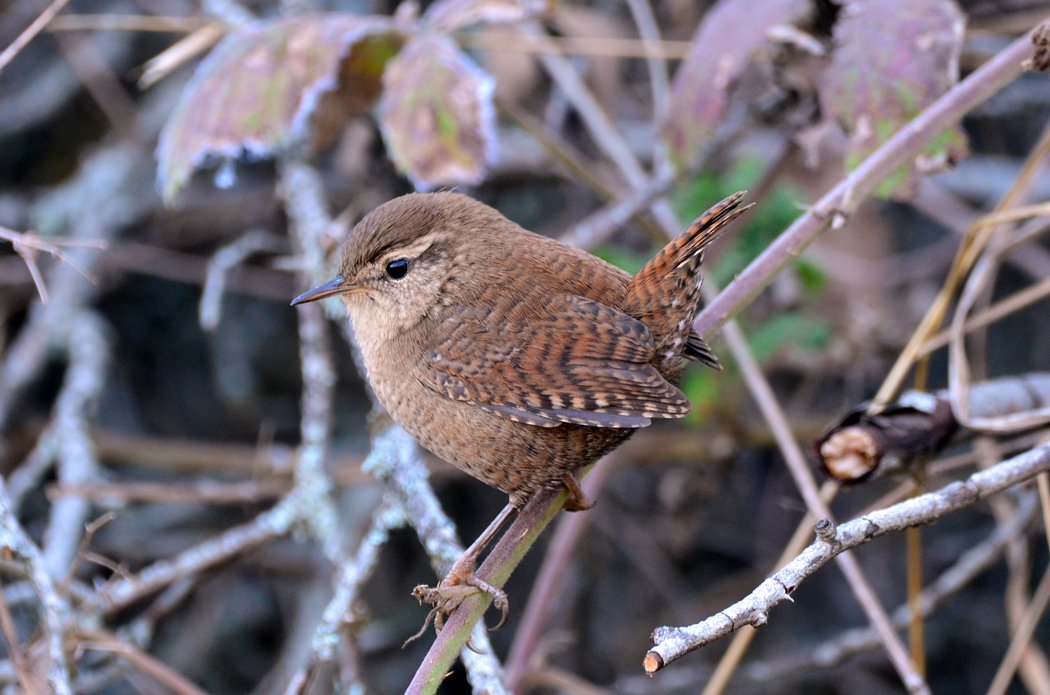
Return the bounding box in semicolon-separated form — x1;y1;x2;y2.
679;368;721;425
591;245;648;276
673;157;808;291
746;312;831;362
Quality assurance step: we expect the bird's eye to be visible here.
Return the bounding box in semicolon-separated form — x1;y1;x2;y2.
385;258;409;279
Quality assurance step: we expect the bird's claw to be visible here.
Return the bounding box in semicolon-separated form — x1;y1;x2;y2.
408;570;509;640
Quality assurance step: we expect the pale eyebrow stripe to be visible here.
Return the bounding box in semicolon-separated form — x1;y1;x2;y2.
374;232;448;265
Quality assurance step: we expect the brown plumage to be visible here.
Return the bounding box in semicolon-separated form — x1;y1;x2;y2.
293;191;748;506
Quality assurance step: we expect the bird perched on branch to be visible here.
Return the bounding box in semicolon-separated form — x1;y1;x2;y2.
292;191;749;629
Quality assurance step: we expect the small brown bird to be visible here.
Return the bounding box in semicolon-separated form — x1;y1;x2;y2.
293;191;748;624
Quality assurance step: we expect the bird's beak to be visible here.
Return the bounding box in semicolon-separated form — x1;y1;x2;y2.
290;276;356;306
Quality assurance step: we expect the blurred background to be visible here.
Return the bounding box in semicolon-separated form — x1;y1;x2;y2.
2;0;1050;693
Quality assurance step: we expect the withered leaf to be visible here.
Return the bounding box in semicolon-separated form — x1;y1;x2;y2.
660;0;810;170
423;0;549;32
157;14;402;203
821;0;968;200
378;34;497;191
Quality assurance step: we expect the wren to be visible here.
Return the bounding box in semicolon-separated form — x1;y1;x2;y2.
292;191;748;627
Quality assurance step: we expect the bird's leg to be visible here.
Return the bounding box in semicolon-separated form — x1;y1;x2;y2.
411;503;516;636
560;471;594;512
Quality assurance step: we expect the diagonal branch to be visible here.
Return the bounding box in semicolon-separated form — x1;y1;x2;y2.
646;440;1050;671
693;22;1043;341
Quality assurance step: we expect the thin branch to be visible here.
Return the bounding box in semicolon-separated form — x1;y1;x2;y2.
282;497;404;695
198;230;286;330
0;0;75;74
404;481;565;695
989;564;1050;695
645;440;1050;672
362;425;510;695
745;491;1041;681
920;275;1050;356
504;455;616;690
75;628;213;695
694;23;1042;341
48;480;289;505
875;104;1050;411
0;478;73;695
0;581;39;695
42;311;109;579
719;314;928;694
48;14;212;32
94;492;300;613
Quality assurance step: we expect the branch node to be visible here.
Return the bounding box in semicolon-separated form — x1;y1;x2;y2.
814;517;838;544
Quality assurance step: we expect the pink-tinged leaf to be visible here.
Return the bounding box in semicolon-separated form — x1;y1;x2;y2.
157;14;403;203
378;34;496;191
424;0;548;32
660;0;810;169
822;0;968;200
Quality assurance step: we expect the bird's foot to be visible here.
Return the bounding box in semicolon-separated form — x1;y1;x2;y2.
404;504;517;644
408;566;509;643
560;471;594;512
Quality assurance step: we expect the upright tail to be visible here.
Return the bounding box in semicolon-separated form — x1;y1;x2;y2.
624;192;750;375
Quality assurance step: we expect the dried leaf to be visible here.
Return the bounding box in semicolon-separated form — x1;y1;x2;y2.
424;0;548;32
821;0;968;200
378;34;497;191
660;0;810;169
157;14;402;203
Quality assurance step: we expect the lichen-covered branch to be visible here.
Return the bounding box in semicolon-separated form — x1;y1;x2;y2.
0;477;73;695
646;440;1050;672
745;491;1040;681
42;311;110;578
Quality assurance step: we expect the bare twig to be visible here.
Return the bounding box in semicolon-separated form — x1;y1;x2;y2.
504;455;616;690
0;225;106;305
363;424;510;695
0;0;75;74
0;478;73;695
48;480;289;505
719;314;928;694
694;23;1042;341
282;497;405;695
818;374;1050;483
0;141;150;432
746;491;1041;681
405;481;565;695
875;103;1050;412
0;581;39;695
95;492;303;613
75;628;213;695
42;311;110;579
646;440;1050;671
199;230;286;330
987;562;1050;695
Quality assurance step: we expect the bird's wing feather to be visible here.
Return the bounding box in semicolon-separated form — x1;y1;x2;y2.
420;294;690;429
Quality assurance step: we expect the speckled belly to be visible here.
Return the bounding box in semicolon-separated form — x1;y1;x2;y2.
375;370;633;505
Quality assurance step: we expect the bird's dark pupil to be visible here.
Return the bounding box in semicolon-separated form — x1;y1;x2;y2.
386;259;409;279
